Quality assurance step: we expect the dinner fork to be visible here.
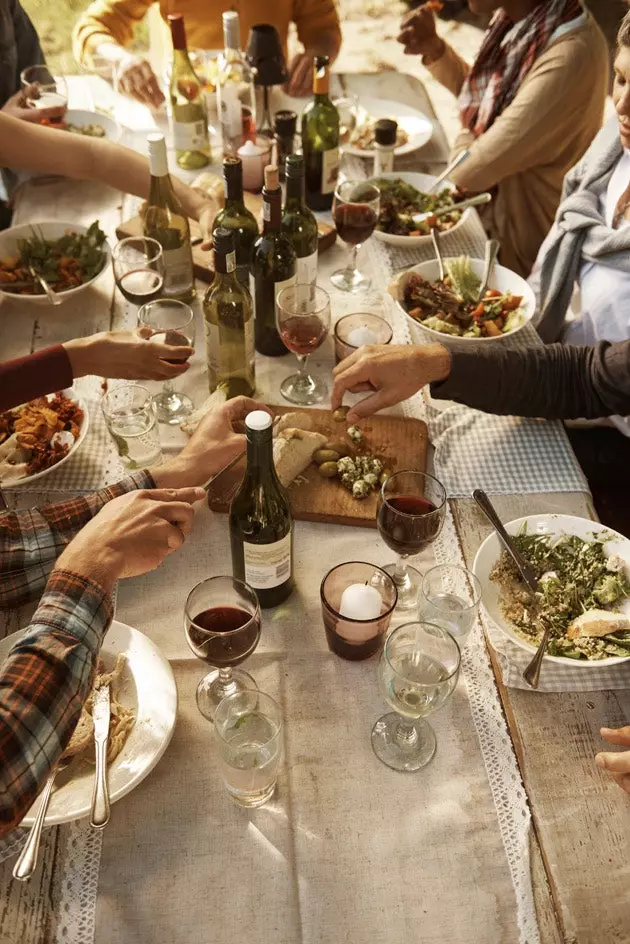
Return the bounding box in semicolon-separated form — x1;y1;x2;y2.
476;239;501;302
426;149;471;193
431;226;445;281
472;489;539;595
13;759;70;881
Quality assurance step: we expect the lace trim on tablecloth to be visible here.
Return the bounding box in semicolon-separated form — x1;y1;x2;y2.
54;821;103;944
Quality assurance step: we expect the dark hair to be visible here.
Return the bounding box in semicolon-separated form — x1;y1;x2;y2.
618;11;630;48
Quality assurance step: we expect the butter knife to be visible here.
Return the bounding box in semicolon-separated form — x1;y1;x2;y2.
90;685;111;828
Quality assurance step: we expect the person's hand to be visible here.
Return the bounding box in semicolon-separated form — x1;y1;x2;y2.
1;88;66;124
397;4;445;60
63;328;194;381
596;726;630;793
286;52;315;98
331;343;451;422
197;202;218;251
116;54;164;109
56;487;205;591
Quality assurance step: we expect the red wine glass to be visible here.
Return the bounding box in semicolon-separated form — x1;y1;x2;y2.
184;576;262;721
377;471;447;611
112;237;165;306
331;180;380;293
276;284;331;405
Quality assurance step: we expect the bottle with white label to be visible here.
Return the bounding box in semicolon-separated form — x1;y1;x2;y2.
281;154;318;289
373;119;398;176
203;227;255;398
216;10;256;158
212;157;259;289
301;55;340;211
251;164;297;356
167;13;210;170
229;410;294;608
144;133;195;302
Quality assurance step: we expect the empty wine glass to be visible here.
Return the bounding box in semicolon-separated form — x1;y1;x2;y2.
20;66;68;117
138;298;195;424
376;471;447;611
331;180;380;293
372;621;461;772
276;283;331;404
112;237;165;307
184;576;262;721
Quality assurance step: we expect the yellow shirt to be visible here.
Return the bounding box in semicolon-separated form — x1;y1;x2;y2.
73;0;341;65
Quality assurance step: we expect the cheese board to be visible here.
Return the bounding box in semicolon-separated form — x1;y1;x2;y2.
206;405;429;529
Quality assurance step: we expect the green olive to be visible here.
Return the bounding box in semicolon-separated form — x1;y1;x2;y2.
379;469;392;486
313;448;341;465
324;440;352;457
317;461;339;479
332;406;349;422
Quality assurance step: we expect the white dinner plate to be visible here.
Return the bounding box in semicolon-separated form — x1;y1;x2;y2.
369;172;472;248
0;620;177;826
473;514;630;668
63;109;122;143
343;98;433;158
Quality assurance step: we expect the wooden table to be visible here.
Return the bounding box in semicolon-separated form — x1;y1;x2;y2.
0;73;629;944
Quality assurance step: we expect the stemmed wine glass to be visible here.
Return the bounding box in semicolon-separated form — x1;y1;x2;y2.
112;237;165;307
138;298;195;424
185;576;262;721
372;621;461;772
276;283;331;405
331;180;380;293
377;470;447;611
20;66;68;119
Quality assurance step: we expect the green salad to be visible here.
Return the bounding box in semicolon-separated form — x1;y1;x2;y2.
374;177;464;236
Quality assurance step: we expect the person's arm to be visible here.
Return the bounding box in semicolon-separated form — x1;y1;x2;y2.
287;0;342;97
396;4;469;97
72;0;150;69
0;346;73;411
424;43;471;98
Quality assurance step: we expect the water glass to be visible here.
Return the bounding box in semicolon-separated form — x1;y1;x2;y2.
101;383;163;470
138;298;195;424
419;565;482;647
320;561;398;661
333;312;393;365
214;690;283;807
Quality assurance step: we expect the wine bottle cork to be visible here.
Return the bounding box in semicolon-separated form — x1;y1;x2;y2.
264;164;279;191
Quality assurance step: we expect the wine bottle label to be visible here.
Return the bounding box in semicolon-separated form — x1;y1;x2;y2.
263;202;271;223
274;273;297;313
163;245;194;292
321;147;340;195
205;313;254;381
296;250;318;287
225;250;236;273
173;119;208;151
220;84;242;138
243;532;292;589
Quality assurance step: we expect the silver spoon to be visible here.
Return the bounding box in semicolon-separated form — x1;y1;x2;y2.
523;617;553;689
406;191;492;227
431;226;445;281
427;149;471;193
28;265;61;307
13;759;69;881
476;239;501;302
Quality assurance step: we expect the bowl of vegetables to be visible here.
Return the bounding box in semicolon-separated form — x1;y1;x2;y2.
0;220;110;305
391;255;536;349
368;172;472;247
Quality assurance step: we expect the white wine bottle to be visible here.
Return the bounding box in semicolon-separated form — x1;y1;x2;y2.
144;132;195;302
216;11;256;157
167;13;210;170
203;227;255;398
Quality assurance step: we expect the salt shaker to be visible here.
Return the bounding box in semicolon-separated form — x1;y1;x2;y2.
373;119;398;175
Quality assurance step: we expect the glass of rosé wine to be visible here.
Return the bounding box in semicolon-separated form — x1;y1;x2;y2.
276;284;331;405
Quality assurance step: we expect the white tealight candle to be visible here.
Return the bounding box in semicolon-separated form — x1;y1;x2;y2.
339;583;383;621
346;325;379;348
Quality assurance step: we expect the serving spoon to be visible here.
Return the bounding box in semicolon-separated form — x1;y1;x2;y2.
426;149;471;194
405;191;492;228
28;265;61;307
476;239;501;302
430;226;445;281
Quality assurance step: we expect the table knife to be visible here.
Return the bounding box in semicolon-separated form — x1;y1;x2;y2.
90;685;111;829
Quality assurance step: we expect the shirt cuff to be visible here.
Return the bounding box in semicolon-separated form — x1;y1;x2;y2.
430;348;480;404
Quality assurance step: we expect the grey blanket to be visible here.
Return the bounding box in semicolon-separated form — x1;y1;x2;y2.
534;117;630;343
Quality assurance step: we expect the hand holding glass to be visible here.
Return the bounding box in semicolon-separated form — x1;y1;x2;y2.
276;284;330;405
138;298;195;424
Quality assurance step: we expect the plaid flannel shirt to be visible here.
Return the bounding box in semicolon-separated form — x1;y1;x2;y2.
0;470;152;834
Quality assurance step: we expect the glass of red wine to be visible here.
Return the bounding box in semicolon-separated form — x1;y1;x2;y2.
138;298;195;424
184;576;262;721
112;237;165;306
330;180;380;294
377;471;447;611
276;283;331;405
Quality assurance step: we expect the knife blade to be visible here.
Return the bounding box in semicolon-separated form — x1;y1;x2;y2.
90;684;111;828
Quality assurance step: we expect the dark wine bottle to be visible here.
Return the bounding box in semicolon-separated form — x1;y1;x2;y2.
230;410;294;608
281;154;318;288
301;55;340;211
212;157;259;288
250;164;297;357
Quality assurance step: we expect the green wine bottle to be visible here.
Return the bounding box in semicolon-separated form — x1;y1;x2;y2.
251;164;297;357
301;55;340;212
281;154;318;288
203;227;255;398
212;157;259;289
230;410;294;608
167;13;210;170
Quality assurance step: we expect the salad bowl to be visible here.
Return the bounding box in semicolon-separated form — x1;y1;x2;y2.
368;172;473;247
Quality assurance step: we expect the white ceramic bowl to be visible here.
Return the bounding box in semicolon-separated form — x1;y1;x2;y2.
370;172;472;248
473;514;630;668
64;108;122;143
392;257;536;350
0;220;110;306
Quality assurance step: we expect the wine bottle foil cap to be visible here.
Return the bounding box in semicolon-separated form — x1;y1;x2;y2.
223;10;240;48
213;227;236;255
374;119;398;146
167;13;187;49
285;153;304;177
246;411;273;431
274;110;297;135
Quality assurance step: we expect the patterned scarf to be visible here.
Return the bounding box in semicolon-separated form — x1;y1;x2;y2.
459;0;584;137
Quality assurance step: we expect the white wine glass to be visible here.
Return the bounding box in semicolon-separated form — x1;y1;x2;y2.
20;66;68;116
138;298;195;424
276;284;330;405
371;621;460;772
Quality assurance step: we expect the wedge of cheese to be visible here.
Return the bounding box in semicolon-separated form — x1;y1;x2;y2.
567;609;630;639
180;389;228;436
273;428;326;487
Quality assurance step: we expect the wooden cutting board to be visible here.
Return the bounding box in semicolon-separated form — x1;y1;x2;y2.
206;405;429;529
116;192;337;285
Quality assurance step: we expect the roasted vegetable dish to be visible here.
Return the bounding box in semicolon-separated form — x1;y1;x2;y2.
403;256;525;338
0;221;107;295
374;177;466;237
0;392;84;482
40;117;107;137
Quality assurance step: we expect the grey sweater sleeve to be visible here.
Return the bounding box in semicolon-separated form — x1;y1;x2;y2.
431;341;630;420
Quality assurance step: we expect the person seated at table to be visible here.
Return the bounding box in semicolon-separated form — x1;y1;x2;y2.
397;0;609;277
0;329;194;413
0;0;66;123
72;0;342;106
0;396;268;835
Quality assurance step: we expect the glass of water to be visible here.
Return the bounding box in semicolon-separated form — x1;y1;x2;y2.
214;690;283;808
371;621;460;772
419;565;482;648
101;383;163;470
138;298;195;425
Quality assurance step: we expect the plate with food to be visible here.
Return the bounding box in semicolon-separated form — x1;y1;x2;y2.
0;220;110;305
341;99;433;159
391;255;536;348
473;514;630;667
368;172;471;247
40;109;121;142
0;388;89;486
0;619;177;826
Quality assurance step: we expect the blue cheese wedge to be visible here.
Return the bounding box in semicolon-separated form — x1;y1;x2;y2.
567;609;630;640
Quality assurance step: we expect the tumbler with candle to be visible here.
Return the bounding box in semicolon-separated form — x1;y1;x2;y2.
334;312;393;364
320;562;398;661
